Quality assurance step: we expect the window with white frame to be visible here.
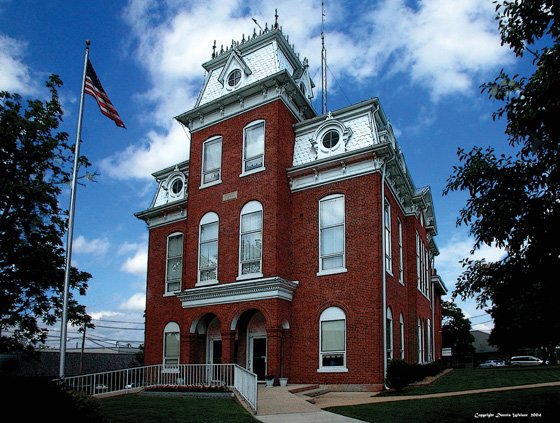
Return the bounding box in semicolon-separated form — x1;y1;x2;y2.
318;307;347;371
239;201;263;278
166;233;183;293
418;318;425;363
427;318;432;362
318;194;345;274
384;199;392;273
163;322;180;368
242;121;265;174
198;212;219;284
386;307;394;360
400;313;405;359
201;137;222;186
416;232;421;290
398;218;404;284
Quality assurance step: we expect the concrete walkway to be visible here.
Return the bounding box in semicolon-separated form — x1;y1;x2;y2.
255;385;365;422
255;381;560;422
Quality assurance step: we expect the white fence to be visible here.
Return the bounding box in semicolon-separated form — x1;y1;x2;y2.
62;363;258;412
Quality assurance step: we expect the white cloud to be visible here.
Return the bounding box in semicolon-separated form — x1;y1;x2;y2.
73;235;110;256
89;310;124;320
120;243;148;275
105;0;510;180
436;233;506;292
119;292;146;311
0;34;36;94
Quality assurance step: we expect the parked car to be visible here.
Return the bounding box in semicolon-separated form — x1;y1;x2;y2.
479;360;505;368
509;356;543;366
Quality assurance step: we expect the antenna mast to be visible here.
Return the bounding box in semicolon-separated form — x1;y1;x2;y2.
321;0;327;114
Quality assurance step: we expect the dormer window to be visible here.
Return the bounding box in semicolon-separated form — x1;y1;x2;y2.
227;69;242;88
170;177;183;197
322;130;340;149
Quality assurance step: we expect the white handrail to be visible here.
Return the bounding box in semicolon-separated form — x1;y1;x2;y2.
61;363;258;412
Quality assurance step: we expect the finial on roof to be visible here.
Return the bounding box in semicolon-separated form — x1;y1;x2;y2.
274;9;279;29
212;40;217;58
265;22;268;32
220;44;224;54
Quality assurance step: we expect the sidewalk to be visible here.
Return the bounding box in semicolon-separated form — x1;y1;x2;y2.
255;381;560;422
255;385;366;422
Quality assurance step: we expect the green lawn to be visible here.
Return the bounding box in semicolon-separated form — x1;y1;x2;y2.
403;366;560;395
327;387;560;423
99;394;257;423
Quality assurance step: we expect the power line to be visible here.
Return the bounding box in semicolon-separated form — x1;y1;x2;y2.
92;318;144;325
93;324;144;331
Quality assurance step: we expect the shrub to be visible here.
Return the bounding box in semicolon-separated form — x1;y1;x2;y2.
385;359;412;391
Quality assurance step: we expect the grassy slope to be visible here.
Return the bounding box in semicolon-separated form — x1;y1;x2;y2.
99;395;257;423
327;388;560;423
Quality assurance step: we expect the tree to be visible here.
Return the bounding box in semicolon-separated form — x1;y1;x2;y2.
0;75;93;352
441;301;474;359
444;1;559;364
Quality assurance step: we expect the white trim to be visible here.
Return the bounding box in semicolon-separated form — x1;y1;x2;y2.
163;322;180;369
386;307;394;360
241;120;265;176
399;313;405;360
197;212;219;286
238;201;263;278
178;277;298;308
318;307;347;371
316;367;348;373
398;218;404;285
165;232;183;294
318;194;346;274
200;136;222;189
316;268;347;277
384;198;392;274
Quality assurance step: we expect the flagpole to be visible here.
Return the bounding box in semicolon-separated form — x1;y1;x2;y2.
59;40;90;380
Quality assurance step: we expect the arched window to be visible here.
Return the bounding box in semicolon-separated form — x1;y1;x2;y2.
400;313;405;359
166;232;183;293
198;212;219;285
242;120;265;174
427;318;432;362
318;307;347;372
238;201;263;278
386;307;394;360
318;194;346;275
163;322;180;368
201;136;222;187
384;198;392;274
398;218;404;284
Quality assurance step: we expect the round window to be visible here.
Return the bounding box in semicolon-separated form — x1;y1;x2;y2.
227;69;242;87
322;130;340;149
170;178;183;196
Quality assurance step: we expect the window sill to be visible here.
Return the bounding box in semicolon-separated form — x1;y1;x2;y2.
240;167;266;178
199;180;222;190
317;367;348;373
236;272;264;281
317;268;347;277
163;292;179;297
386;269;393;277
196;279;219;287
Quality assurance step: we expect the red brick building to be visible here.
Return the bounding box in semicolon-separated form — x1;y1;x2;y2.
136;25;447;390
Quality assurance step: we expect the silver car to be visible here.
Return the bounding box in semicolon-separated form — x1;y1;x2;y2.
479;360;505;368
510;356;543;366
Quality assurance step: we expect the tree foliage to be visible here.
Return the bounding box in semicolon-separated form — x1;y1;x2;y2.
441;301;474;358
444;1;559;362
0;75;92;352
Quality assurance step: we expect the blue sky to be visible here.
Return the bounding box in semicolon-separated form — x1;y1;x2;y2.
1;0;525;348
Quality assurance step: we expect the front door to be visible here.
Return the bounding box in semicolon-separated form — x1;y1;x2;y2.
211;340;222;364
251;337;267;381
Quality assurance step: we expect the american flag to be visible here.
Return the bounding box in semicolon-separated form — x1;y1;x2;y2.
84;59;125;128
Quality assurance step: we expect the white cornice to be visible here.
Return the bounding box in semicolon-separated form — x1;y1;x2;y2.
176;277;298;308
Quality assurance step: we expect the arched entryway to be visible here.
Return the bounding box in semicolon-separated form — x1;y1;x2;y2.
190;313;222;365
232;309;267;381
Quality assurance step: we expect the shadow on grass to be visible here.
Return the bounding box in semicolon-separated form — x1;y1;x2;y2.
99;394;257;423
